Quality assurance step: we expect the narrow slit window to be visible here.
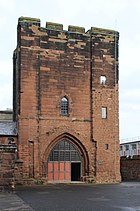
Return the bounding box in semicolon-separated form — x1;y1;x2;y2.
102;107;107;119
100;76;106;85
105;144;109;150
60;97;68;116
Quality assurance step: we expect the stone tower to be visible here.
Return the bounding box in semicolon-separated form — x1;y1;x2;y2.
13;17;121;183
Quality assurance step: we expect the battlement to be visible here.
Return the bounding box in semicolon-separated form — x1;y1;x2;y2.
46;22;63;31
18;16;118;36
68;25;85;33
90;27;119;37
18;16;40;23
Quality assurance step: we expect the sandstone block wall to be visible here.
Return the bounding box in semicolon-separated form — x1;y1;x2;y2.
121;157;140;181
13;17;121;183
0;145;16;189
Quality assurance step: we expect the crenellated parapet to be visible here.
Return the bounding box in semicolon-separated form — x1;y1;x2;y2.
46;22;63;31
18;16;118;36
90;27;119;37
18;16;40;26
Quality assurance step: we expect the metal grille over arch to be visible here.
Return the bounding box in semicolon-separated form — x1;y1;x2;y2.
47;138;82;182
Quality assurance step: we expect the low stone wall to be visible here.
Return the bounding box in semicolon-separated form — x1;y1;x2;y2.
14;159;23;185
0;145;17;190
120;156;140;181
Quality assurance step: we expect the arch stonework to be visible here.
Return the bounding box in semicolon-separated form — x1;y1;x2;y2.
42;133;90;181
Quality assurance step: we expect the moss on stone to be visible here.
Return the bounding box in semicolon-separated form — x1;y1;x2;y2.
19;16;40;23
46;22;63;30
68;25;85;33
91;27;119;36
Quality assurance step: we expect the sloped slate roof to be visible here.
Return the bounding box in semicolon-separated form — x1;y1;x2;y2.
0;121;17;136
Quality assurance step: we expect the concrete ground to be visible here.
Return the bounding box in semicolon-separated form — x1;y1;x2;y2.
0;191;33;211
0;182;140;211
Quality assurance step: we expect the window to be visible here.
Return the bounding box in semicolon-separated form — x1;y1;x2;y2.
48;139;81;162
100;76;106;85
126;145;129;151
132;144;136;150
60;97;68;116
102;107;107;119
105;144;109;150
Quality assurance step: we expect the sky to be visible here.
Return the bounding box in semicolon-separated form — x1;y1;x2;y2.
0;0;140;141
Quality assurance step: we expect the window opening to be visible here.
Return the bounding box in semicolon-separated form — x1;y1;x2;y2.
48;139;81;162
132;144;136;150
105;144;109;150
126;145;129;151
100;76;106;85
102;107;107;119
60;97;68;116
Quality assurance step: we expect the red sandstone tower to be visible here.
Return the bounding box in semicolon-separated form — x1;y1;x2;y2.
13;17;121;183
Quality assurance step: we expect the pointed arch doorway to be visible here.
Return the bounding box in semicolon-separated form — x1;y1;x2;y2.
47;138;82;182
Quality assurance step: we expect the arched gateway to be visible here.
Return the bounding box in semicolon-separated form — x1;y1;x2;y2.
47;137;88;182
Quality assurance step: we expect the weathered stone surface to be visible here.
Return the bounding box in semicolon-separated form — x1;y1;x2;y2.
13;17;121;184
46;22;63;30
121;157;140;181
68;25;85;33
0;145;17;188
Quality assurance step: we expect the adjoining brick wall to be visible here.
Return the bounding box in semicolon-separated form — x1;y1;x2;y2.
121;156;140;181
0;145;17;189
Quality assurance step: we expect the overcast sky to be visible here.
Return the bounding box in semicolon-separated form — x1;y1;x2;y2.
0;0;140;140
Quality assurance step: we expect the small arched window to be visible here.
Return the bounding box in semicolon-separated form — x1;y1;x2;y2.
60;97;68;116
100;75;106;85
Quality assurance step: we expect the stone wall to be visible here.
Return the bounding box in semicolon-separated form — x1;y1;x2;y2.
13;17;120;183
0;110;13;121
14;159;24;185
0;145;17;189
120;156;140;181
